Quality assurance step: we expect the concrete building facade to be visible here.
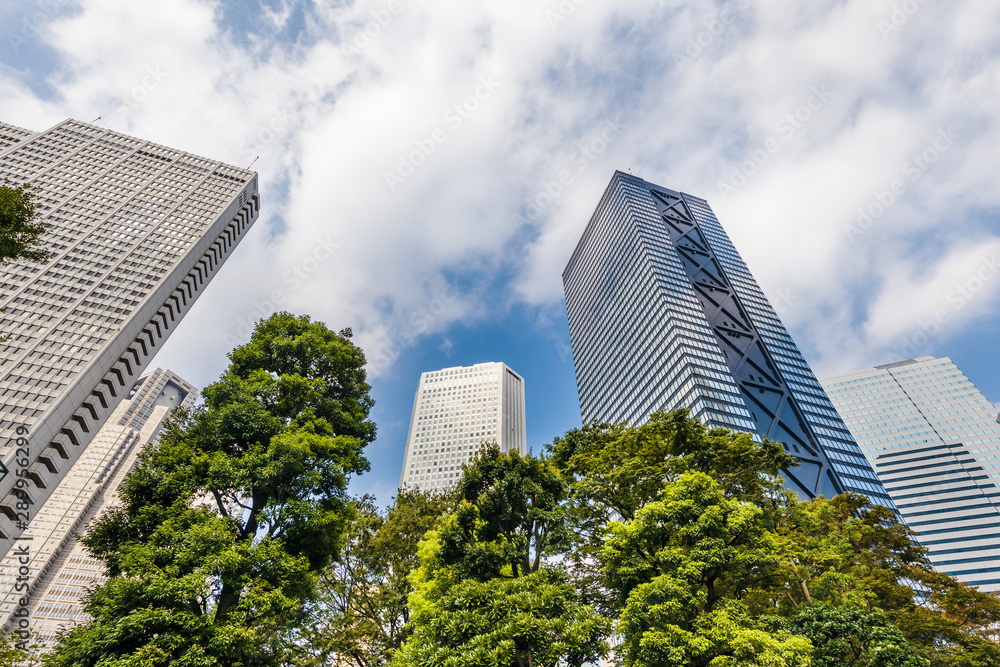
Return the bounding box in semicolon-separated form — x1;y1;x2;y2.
0;368;196;647
0;119;258;557
399;362;526;491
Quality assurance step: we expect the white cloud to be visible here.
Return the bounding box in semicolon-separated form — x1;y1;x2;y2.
2;0;999;391
864;240;1000;352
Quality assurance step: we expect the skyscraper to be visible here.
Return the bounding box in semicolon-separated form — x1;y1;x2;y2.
0;368;196;647
821;357;1000;592
399;362;526;491
563;171;892;506
0;119;258;556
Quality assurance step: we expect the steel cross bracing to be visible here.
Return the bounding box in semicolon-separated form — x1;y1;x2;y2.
650;188;841;500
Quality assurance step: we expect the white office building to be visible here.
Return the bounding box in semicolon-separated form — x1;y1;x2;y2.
399;362;526;491
0;119;258;558
0;368;196;647
822;357;1000;592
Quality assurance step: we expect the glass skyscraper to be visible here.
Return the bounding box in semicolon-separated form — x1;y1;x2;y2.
822;357;1000;592
563;171;892;506
399;362;526;491
0;119;258;558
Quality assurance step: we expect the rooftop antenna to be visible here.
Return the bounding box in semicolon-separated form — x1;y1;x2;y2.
247;156;259;170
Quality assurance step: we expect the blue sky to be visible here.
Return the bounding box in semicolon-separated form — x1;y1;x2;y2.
2;0;999;505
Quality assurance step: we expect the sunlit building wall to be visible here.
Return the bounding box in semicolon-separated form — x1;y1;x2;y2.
0;119;258;557
823;357;1000;592
399;362;526;491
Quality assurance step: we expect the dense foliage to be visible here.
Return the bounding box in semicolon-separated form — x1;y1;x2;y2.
601;472;810;667
547;410;795;616
43;350;1000;667
1;179;48;343
393;446;609;667
0;179;47;266
44;313;375;667
566;411;1000;667
298;490;455;667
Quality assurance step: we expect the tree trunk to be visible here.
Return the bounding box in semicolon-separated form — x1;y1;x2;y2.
789;559;813;604
217;491;265;620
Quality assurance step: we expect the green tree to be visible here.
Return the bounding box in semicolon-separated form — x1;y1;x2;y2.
786;604;925;667
549;409;999;667
601;472;811;667
901;568;1000;667
0;179;47;265
298;490;455;667
394;447;609;667
549;410;795;524
768;493;928;614
771;494;1000;667
43;313;376;667
1;179;49;340
0;631;29;667
548;410;796;615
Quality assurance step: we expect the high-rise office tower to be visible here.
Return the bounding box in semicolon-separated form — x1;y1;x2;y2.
562;171;892;507
0;368;196;646
0;119;258;557
399;362;526;491
821;357;1000;592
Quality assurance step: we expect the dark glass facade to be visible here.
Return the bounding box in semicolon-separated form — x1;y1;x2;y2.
563;171;894;506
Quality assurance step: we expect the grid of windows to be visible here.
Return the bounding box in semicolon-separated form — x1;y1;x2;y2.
564;172;891;506
399;362;526;491
562;174;751;432
0;119;258;554
0;369;196;645
822;357;1000;593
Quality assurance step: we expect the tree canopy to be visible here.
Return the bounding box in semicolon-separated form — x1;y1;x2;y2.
601;472;810;667
298;489;455;667
40;380;1000;667
44;313;376;667
561;410;1000;667
785;604;924;667
0;179;47;266
393;446;609;667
